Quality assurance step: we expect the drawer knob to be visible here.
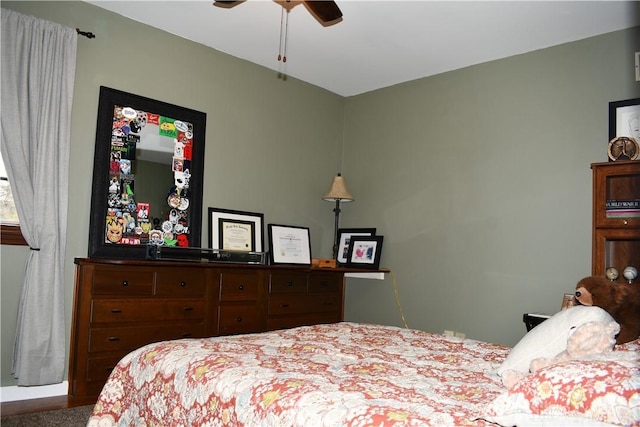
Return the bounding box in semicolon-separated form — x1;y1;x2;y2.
236;316;243;322
121;280;128;287
237;284;244;291
111;308;122;313
182;333;192;338
286;281;293;287
320;281;328;287
280;304;290;308
108;337;120;342
180;281;187;287
183;306;194;312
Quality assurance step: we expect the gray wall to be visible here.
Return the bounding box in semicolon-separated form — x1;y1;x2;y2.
341;27;640;345
1;1;639;389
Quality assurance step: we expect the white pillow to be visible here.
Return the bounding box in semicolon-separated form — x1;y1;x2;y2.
496;306;615;377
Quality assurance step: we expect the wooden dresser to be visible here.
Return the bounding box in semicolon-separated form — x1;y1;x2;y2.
68;258;366;403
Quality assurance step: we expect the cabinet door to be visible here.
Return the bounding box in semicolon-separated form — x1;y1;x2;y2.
593;162;640;228
593;228;640;279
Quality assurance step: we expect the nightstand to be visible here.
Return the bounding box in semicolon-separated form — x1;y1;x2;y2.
523;313;551;332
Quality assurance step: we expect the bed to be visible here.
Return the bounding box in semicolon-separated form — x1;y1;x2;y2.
88;321;640;427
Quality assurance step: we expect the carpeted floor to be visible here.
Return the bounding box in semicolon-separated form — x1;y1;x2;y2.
1;404;94;426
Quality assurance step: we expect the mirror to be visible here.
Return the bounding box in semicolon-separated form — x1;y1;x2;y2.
88;86;207;259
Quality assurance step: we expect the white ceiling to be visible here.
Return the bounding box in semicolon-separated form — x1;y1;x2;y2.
87;1;640;97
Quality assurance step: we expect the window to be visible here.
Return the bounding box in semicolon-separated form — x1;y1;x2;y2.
0;152;27;245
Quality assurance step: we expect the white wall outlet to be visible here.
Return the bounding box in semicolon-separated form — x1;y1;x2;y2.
444;330;455;337
636;51;640;82
454;332;466;339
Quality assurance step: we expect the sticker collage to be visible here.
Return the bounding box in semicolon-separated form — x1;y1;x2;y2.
105;105;193;248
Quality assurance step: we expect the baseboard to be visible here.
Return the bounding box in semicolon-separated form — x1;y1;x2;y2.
0;381;68;403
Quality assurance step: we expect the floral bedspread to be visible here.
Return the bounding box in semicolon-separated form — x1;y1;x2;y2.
88;322;510;426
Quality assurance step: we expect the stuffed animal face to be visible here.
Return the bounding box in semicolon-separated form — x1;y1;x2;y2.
575;276;624;311
575;275;640;344
565;320;619;357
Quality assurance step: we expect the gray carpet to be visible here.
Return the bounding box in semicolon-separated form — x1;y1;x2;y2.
1;404;94;427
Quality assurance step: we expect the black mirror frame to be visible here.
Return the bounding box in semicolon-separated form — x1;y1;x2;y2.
88;86;207;259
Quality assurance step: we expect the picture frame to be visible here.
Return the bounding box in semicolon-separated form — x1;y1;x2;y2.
268;224;312;265
88;86;207;260
336;228;376;265
609;97;640;143
345;235;384;269
560;293;577;310
208;207;264;252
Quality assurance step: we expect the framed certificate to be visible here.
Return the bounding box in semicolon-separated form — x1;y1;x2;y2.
268;224;312;265
208;207;264;252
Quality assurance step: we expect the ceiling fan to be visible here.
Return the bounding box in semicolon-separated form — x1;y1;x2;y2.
213;1;343;27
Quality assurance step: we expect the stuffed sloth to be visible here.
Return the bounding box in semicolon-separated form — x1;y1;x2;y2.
575;275;640;344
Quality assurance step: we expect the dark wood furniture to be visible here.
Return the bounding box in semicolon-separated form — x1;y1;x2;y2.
68;258;381;404
591;161;640;279
522;313;551;332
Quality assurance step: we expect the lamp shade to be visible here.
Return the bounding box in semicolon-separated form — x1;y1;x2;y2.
323;174;354;202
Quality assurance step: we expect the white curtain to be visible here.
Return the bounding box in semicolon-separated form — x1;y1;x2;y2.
1;8;77;385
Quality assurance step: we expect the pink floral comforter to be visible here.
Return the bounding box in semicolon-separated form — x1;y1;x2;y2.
88;322;509;426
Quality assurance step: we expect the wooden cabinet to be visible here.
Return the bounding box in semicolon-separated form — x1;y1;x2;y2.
68;258;360;404
591;161;640;279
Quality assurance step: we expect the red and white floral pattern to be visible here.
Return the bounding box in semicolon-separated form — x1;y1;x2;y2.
484;339;640;426
89;322;509;426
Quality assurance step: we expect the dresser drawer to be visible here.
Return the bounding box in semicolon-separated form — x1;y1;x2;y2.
89;323;205;353
155;268;206;296
86;354;125;382
90;299;205;323
308;274;341;293
92;268;154;296
220;271;260;301
269;272;307;294
218;304;261;335
268;294;341;315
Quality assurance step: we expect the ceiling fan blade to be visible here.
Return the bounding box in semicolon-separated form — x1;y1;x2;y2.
303;1;343;26
213;1;245;9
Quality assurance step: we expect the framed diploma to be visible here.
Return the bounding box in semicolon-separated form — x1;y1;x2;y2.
268;224;312;265
208;207;264;252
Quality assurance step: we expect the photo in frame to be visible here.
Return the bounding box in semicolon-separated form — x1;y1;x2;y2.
336;228;376;265
208;207;264;252
268;224;312;265
560;293;577;310
345;235;384;269
608;98;640;161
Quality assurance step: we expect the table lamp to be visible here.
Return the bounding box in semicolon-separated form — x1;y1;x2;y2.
323;173;354;259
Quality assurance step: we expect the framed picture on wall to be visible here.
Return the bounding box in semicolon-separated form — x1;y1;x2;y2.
336;228;376;265
608;98;640;161
208;207;264;252
345;235;384;269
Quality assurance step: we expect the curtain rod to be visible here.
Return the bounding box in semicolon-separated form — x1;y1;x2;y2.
76;28;95;39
